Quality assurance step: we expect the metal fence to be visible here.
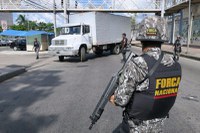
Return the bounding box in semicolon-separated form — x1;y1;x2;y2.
165;0;187;9
0;0;162;12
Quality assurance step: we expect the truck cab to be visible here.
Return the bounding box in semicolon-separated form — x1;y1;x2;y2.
48;23;92;61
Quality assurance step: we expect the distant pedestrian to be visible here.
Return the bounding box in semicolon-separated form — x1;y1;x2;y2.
173;35;182;61
121;33;128;62
33;38;40;59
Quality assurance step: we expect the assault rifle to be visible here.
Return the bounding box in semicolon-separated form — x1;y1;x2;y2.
89;52;137;130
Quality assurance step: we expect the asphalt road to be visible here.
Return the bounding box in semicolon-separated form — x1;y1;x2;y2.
0;46;12;51
0;46;200;133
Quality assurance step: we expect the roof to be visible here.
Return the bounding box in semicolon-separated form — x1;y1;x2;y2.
25;30;49;36
0;30;54;36
0;30;27;36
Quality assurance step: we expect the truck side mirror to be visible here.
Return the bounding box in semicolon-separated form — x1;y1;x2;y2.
82;26;86;35
82;25;90;35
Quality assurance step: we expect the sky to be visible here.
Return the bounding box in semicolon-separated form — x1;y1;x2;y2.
13;0;157;26
13;13;65;26
13;12;150;26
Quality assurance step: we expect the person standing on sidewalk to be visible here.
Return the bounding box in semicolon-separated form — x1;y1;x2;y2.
173;35;182;61
33;38;40;59
121;33;128;62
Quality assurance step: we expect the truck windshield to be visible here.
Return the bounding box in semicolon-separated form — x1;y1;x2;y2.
61;26;81;35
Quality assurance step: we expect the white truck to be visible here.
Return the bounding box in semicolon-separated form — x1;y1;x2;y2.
48;12;131;61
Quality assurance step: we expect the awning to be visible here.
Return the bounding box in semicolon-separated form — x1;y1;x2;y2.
0;30;54;37
0;30;27;36
25;30;47;36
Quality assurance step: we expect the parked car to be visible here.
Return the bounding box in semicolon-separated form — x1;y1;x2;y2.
0;39;12;46
10;39;26;51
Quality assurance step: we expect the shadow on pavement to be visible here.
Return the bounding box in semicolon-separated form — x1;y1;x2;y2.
37;56;50;60
0;69;64;133
6;65;24;68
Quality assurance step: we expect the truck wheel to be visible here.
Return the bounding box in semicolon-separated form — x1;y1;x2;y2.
112;45;120;54
80;47;86;62
59;56;64;61
94;49;103;56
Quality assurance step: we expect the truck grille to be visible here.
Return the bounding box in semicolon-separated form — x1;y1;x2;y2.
55;40;65;45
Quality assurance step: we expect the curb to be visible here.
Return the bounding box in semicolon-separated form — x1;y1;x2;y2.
181;54;200;61
0;67;26;83
163;50;200;61
0;55;53;83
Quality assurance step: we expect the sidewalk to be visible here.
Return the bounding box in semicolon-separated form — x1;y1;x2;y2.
132;42;200;61
0;50;51;82
162;44;200;61
0;51;49;68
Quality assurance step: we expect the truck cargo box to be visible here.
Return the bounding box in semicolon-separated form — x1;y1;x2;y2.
69;12;131;45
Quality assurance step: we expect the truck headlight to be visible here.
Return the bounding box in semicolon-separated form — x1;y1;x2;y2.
67;47;74;50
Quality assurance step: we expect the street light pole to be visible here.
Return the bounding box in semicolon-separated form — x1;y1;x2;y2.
64;0;68;23
186;0;191;54
112;0;115;9
26;13;30;30
53;0;57;36
161;0;165;18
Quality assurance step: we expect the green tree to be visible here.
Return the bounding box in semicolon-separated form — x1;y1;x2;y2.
131;14;136;26
28;21;37;30
16;14;27;26
46;23;54;32
0;26;2;32
9;24;26;31
37;22;47;31
11;14;54;32
15;14;28;31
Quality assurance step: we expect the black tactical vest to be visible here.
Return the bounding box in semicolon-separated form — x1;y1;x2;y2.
125;54;182;120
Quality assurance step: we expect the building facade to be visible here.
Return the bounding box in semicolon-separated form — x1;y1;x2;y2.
0;13;13;30
168;3;200;46
0;0;16;30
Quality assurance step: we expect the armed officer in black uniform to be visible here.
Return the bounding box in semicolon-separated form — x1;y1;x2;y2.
121;33;128;62
173;35;182;61
110;16;182;133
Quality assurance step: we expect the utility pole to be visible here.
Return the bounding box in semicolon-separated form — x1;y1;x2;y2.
53;0;57;36
186;0;191;54
112;0;115;9
161;0;165;18
63;0;68;23
170;14;175;44
26;13;30;30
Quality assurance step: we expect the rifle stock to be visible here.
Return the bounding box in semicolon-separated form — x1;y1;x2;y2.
89;52;137;130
